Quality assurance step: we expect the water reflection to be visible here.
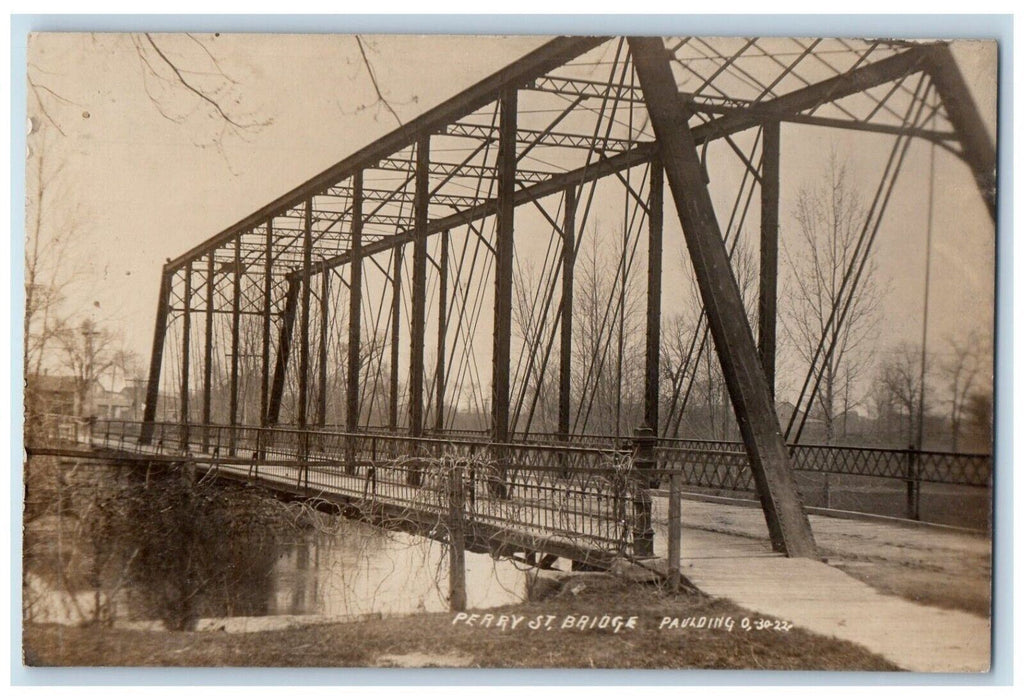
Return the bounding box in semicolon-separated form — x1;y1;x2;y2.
25;510;528;629
269;519;528;618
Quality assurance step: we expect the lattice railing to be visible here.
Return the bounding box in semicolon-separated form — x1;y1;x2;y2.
83;419;646;556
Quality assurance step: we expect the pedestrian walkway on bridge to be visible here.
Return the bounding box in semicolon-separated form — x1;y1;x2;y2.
647;496;991;672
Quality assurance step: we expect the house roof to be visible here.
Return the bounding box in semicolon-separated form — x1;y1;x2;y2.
95;391;132;408
27;375;78;393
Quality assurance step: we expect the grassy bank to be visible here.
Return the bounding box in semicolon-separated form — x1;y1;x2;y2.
24;575;900;670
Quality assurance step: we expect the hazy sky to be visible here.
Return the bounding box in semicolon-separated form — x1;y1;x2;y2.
23;34;996;404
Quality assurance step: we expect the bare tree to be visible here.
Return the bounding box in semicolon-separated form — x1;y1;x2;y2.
352;36;406;126
872;341;931;447
569;228;645;436
782;150;882;444
29;33;272;154
24;133;84;382
22;119;97;438
963;388;994;453
660;237;760;440
29;33;408;151
108;343;145;388
510;261;559;434
53;318;116;422
939;330;990;451
133;34;271;138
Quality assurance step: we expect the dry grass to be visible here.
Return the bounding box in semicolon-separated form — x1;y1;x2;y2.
25;575;901;670
831;561;991;617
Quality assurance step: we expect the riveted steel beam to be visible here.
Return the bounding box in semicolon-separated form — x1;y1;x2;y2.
559;186;575;442
317;269;329;427
630;36;816;558
180;261;192;448
346;172;364;433
140;270;172;444
260;221;272;426
202;252;215;444
297;199;312;432
370;156;553;184
267;279;300;425
409;138;430;439
228;236;241;454
389;248;402;431
435;230;449;433
758;120;780;396
645;162;663;433
443;122;644;152
492;87;517;445
680;94;958;142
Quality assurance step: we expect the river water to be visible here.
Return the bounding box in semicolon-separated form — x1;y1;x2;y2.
25;515;529;629
267;520;528;619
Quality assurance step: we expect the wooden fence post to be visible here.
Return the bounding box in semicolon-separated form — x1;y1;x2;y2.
448;460;467;612
667;470;681;591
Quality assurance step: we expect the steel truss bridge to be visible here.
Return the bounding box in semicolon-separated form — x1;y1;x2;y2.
41;36;997;565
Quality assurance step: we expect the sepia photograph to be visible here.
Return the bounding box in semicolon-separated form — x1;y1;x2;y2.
19;30;997;673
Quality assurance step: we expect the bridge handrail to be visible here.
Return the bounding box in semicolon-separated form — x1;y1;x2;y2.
87;418;994;459
656;442;992;487
81;418;993;487
91;419;633;458
345;425;995;460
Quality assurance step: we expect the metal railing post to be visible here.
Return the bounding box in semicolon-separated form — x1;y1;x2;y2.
907;444;921;520
631;425;656;557
346;432;356;475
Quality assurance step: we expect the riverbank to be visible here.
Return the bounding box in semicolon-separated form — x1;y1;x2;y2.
24;574;899;670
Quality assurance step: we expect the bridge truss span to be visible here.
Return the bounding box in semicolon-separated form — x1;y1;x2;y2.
135;36;995;560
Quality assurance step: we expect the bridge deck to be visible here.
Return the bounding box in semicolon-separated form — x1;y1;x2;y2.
85;429;647;569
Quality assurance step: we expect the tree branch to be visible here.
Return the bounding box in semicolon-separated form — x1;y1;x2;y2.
355;35;403;127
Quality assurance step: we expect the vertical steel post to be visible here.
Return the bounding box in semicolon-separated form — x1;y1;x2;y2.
559;187;575;443
435;229;449;434
202;252;214;448
389;247;402;431
347;172;364;434
409;136;429;440
632;425;656;556
261;220;273;426
228;235;241;456
298;199;312;459
645;161;664;434
492;87;517;445
630;37;816;558
267;279;299;425
317;270;329;427
180;262;192;450
347;173;364;473
758;120;780;396
140;269;173;444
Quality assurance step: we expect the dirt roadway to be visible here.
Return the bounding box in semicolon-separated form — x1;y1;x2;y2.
650;495;992;616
